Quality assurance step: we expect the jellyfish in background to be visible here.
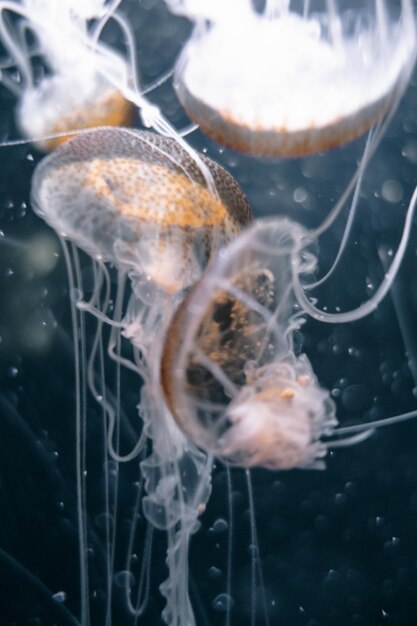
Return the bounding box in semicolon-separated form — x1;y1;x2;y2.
166;0;417;156
30;125;251;626
0;0;136;150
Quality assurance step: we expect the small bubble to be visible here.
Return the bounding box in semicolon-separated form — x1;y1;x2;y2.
212;593;234;612
212;518;228;533
208;566;222;579
334;493;347;506
51;591;67;603
71;288;83;302
341;384;371;412
8;366;18;378
294;187;308;203
381;179;403;204
402;140;417;163
114;570;135;589
25;234;59;274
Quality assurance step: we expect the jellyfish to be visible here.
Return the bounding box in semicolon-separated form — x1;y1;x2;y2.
0;0;210;159
1;3;417;625
165;0;417;157
0;0;135;150
161;208;417;471
29;125;251;625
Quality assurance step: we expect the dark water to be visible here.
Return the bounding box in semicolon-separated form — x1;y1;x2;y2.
1;1;417;625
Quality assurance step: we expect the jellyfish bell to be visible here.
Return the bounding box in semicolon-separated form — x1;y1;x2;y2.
18;71;134;152
169;0;417;157
161;217;338;470
31;126;251;298
0;0;134;150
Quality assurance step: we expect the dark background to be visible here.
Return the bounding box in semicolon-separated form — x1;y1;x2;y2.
1;1;417;625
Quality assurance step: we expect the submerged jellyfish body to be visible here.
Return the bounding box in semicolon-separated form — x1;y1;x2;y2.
30;126;251;625
162;218;337;470
161;209;417;473
0;0;134;149
168;0;417;156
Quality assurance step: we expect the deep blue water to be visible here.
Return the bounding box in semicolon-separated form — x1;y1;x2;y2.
1;1;417;625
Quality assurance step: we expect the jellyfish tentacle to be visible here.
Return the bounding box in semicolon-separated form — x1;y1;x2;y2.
305;127;374;291
124;469;154;618
105;11;140;91
0;67;23;96
333;409;417;436
105;275;148;463
0;3;33;91
76;299;126;329
256;281;293;364
89;4;140;94
0;548;81;626
140;338;213;624
91;0;122;44
311;110;393;239
60;237;90;626
293;184;417;323
245;469;271;626
141;65;175;96
327;429;376;448
193;347;239;399
225;465;233;626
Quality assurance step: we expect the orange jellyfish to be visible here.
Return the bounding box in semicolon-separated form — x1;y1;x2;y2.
0;0;134;150
30;126;251;626
167;0;417;157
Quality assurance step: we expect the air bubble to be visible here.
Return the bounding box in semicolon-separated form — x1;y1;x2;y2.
51;591;67;603
212;593;234;612
208;566;222;579
211;518;228;533
114;570;135;589
294;187;308;203
381;179;403;204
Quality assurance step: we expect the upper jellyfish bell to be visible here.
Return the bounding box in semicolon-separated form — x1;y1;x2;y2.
171;0;417;157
